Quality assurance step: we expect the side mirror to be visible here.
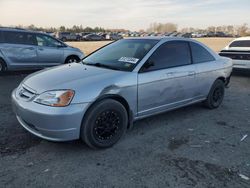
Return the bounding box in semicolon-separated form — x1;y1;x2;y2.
144;60;155;69
140;60;155;72
56;43;65;48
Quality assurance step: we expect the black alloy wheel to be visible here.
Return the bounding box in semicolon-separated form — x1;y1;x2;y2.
81;99;128;148
204;79;225;109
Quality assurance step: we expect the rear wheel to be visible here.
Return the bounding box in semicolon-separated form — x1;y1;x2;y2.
0;59;6;75
204;79;225;109
81;99;128;149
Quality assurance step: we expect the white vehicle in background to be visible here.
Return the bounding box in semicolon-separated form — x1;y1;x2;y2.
219;37;250;69
191;32;206;38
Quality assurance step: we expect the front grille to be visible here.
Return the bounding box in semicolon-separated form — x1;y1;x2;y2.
219;51;250;60
17;85;36;101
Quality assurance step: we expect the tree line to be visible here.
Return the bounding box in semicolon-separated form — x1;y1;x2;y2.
1;23;250;36
2;24;106;33
146;22;250;36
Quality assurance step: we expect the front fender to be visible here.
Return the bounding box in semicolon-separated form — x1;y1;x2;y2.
72;72;138;115
64;48;84;60
86;93;135;129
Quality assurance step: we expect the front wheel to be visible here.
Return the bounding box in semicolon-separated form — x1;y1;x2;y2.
204;79;225;109
81;99;128;149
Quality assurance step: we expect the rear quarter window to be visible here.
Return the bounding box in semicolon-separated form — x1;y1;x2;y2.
190;42;215;63
229;40;250;47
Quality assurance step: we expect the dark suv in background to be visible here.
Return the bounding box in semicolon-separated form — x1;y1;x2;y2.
56;32;81;41
0;27;84;74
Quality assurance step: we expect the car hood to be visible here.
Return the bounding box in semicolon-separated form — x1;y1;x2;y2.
65;45;82;52
22;63;123;94
67;46;79;50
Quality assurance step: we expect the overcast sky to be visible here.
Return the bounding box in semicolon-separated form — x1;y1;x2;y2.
0;0;250;30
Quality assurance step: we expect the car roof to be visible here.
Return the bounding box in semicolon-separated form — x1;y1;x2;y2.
232;37;250;41
124;36;219;60
0;27;42;34
0;27;27;31
124;36;197;43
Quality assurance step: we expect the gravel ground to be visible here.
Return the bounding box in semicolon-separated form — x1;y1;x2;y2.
0;70;250;188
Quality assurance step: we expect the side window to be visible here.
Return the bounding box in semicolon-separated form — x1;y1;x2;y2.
190;42;215;63
36;34;62;47
2;31;36;45
26;33;37;45
0;31;3;43
141;41;191;72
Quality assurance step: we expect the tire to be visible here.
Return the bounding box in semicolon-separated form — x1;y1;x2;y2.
0;59;6;75
81;99;128;149
204;79;225;109
65;56;80;64
62;37;67;42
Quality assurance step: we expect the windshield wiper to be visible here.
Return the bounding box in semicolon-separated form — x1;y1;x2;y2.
81;61;88;65
86;62;121;71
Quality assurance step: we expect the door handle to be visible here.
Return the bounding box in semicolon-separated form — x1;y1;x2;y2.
188;71;195;76
27;47;34;50
166;72;175;76
161;72;174;79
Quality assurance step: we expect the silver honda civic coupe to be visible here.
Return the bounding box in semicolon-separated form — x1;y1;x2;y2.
12;37;232;148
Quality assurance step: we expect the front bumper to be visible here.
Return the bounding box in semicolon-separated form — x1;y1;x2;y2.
12;89;89;141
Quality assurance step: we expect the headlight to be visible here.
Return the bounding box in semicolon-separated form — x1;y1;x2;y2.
34;90;74;107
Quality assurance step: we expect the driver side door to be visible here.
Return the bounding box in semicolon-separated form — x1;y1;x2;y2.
137;41;197;117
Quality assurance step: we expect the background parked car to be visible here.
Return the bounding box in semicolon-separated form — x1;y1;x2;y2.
181;33;192;38
219;37;250;69
56;32;81;41
192;32;206;38
82;33;104;41
105;33;123;40
45;32;56;38
206;31;216;37
168;31;178;37
79;32;91;40
215;32;227;37
0;27;84;73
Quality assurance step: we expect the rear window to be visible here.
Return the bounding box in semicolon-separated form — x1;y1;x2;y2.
229;40;250;47
2;31;37;45
190;42;215;63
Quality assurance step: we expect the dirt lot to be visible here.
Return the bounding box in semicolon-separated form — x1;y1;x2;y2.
67;37;235;55
67;41;111;55
0;38;250;188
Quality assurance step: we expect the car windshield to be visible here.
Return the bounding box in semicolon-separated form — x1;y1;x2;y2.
82;39;159;71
